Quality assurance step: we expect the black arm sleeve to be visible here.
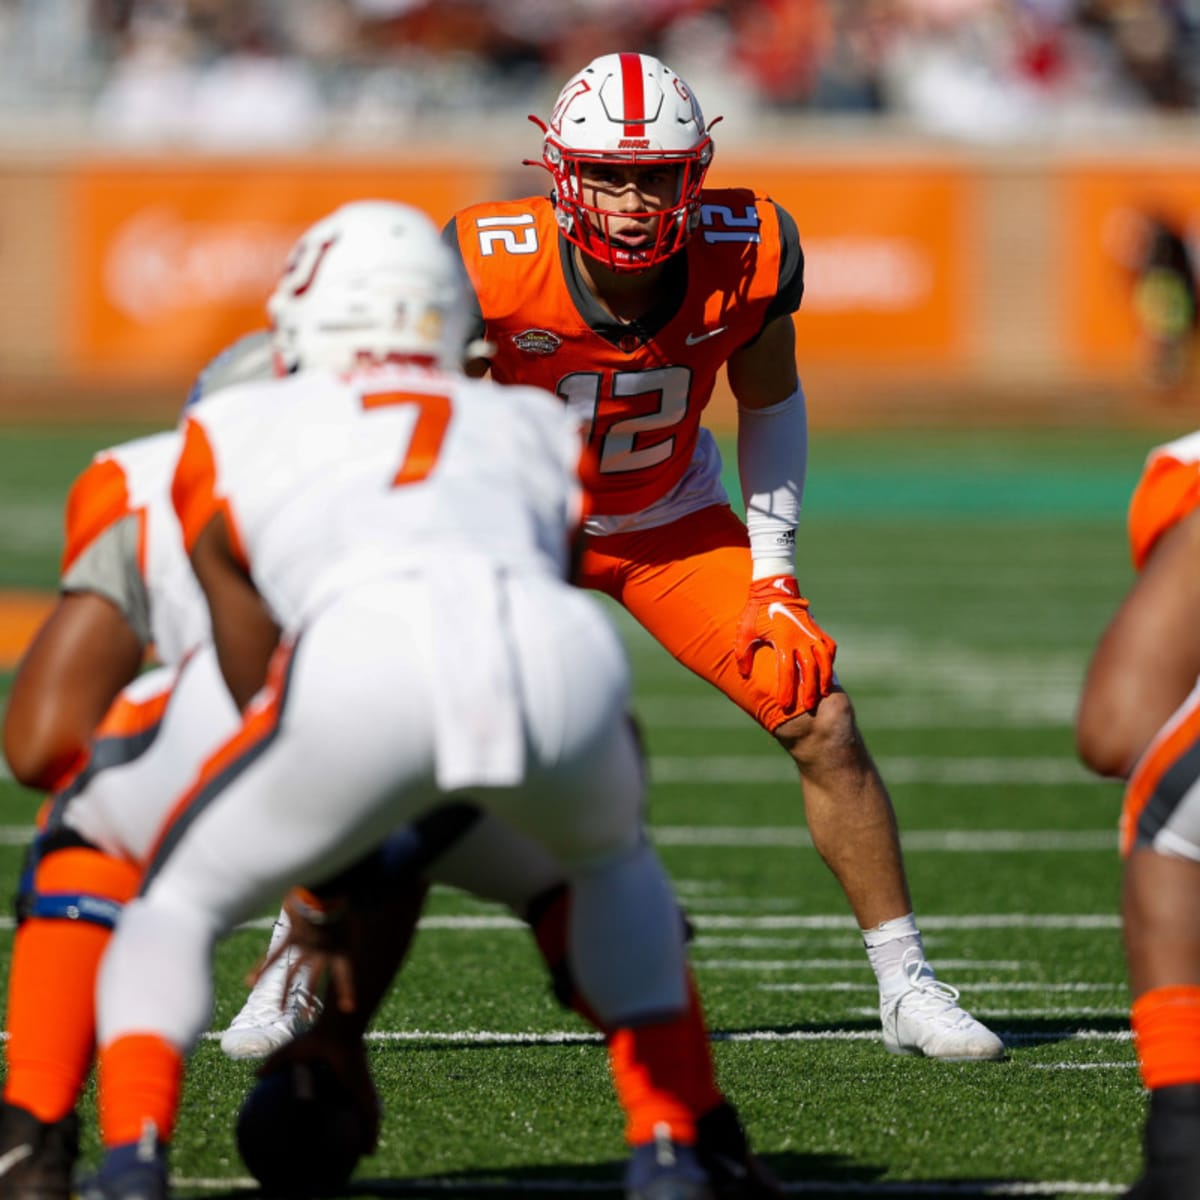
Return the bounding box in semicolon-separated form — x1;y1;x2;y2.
762;202;805;326
440;218;487;345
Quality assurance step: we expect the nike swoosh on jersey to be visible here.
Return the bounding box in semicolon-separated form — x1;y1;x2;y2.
0;1144;34;1177
684;327;727;345
767;602;817;639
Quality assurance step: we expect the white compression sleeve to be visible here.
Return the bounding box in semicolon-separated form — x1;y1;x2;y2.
737;384;808;580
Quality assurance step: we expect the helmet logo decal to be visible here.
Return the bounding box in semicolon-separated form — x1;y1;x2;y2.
287;236;338;298
550;78;591;134
512;329;562;356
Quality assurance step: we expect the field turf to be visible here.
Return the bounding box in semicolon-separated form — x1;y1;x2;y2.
0;421;1168;1197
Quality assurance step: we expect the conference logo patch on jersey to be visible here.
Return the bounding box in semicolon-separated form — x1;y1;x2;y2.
512;329;562;356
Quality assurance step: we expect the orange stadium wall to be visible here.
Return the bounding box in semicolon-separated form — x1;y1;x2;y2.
2;138;1200;427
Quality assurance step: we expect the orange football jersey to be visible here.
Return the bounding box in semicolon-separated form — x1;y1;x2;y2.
1127;432;1200;572
448;190;799;516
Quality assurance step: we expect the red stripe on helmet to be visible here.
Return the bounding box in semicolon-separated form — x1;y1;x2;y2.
618;53;646;137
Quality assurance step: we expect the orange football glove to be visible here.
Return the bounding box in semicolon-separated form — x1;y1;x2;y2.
734;575;837;714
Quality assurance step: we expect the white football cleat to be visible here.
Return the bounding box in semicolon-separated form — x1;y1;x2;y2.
220;920;321;1061
880;948;1005;1062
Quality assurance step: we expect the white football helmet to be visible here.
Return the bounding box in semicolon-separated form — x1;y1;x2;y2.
532;52;715;272
268;200;468;374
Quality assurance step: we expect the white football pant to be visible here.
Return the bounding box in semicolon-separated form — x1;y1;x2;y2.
96;574;687;1051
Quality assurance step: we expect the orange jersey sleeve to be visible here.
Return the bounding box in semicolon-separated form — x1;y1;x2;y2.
1128;448;1200;572
451;190;784;516
171;417;249;571
60;455;135;576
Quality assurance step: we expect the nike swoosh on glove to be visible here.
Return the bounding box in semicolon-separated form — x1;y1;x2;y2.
734;575;837;713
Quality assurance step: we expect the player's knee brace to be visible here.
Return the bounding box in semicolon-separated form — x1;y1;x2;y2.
15;827;138;930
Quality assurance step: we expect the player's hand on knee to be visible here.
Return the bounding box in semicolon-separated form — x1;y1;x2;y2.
734;575;837;713
276;888;357;1014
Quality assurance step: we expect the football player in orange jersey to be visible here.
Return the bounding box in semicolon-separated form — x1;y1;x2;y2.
0;336;288;1200
1078;432;1200;1198
443;51;1003;1061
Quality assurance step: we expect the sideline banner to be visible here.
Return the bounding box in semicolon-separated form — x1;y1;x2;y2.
65;160;503;383
710;161;973;365
64;156;972;387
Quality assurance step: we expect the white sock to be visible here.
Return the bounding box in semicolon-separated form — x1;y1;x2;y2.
861;912;933;1000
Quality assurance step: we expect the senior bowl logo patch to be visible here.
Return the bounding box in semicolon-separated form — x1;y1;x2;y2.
512;329;562;356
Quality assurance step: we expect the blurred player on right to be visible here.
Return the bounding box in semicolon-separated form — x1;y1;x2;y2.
1077;431;1200;1199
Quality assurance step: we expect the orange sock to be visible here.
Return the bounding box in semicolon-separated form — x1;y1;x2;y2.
607;973;724;1146
97;1034;183;1148
3;849;140;1123
1132;985;1200;1090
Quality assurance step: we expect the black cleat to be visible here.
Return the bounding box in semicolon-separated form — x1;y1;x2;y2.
0;1103;78;1200
1125;1084;1200;1199
695;1103;783;1199
625;1128;715;1200
78;1127;168;1200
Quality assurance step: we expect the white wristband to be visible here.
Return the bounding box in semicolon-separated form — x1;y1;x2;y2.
751;556;796;582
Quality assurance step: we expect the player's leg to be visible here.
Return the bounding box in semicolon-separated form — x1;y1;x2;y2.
87;599;445;1199
1119;685;1200;1198
0;832;136;1200
500;577;741;1197
580;505;1003;1061
0;668;181;1200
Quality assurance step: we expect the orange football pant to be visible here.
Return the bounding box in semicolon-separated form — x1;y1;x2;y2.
578;503;796;733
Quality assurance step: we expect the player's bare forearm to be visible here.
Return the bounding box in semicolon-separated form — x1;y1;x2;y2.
727;314;800;411
189;516;281;710
2;592;144;788
1078;507;1200;778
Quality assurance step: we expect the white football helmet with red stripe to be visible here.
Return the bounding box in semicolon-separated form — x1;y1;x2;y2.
268;200;468;374
533;52;715;272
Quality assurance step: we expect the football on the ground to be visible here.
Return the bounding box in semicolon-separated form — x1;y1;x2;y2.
235;1059;370;1195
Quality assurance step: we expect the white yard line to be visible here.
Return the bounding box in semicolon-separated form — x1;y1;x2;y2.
0;826;1120;851
649;756;1105;786
0;910;1126;932
634;696;1080;731
653;828;1116;850
760;982;1123;993
698;959;1028;971
0;755;1112;789
171;1176;1126;1196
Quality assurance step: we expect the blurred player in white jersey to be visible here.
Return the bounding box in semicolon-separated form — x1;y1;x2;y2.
81;200;741;1200
0;335;294;1200
1078;431;1200;1199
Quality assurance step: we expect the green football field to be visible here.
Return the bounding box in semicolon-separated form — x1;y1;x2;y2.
0;420;1175;1197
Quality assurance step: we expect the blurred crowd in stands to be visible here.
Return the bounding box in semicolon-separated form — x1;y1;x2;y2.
0;0;1198;146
